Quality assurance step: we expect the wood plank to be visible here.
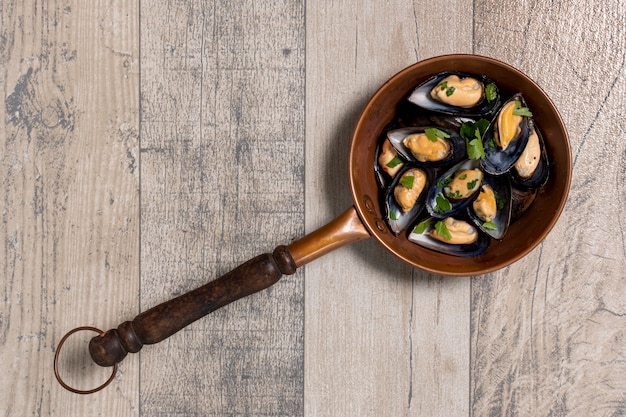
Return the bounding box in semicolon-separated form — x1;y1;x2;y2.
0;0;139;415
304;1;473;416
471;0;626;415
139;1;305;415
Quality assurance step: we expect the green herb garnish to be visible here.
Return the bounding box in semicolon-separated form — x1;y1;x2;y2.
400;174;415;189
389;211;398;221
459;173;467;180
413;219;431;235
467;179;479;190
496;197;506;210
440;81;448;90
467;136;485;160
512;100;533;117
460;119;489;160
424;127;451;142
446;86;455;96
386;156;403;169
435;192;451;213
485;83;497;103
483;221;497;230
447;190;462;198
488;138;497;149
434;220;452;240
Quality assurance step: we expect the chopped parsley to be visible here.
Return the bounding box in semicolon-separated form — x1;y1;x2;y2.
386;156;403;168
483;221;497;230
512;100;533;117
447;190;462;198
440;81;448;90
485;83;497;103
389;211;398;221
424;127;451;142
413;219;431;235
460;119;489;160
459;173;467;180
400;174;415;189
467;178;479;190
435;192;451;213
435;220;452;240
437;176;453;188
496;197;507;210
446;86;456;96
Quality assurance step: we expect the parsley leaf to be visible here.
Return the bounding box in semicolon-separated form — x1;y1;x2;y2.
459;174;467;180
496;197;506;210
440;81;448;90
435;192;451;213
467;179;479;190
446;86;455;96
512;100;533;117
483;221;497;230
460;118;490;160
467;137;485;160
424;127;451;142
485;83;497;103
389;211;398;221
400;174;415;189
413;219;431;235
386;156;403;168
435;220;452;240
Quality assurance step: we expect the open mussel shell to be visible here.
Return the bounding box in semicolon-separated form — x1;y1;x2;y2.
510;125;550;190
426;159;483;218
407;216;490;258
407;71;501;117
467;173;512;240
384;164;433;235
387;126;466;168
375;135;406;188
481;94;532;175
510;186;538;222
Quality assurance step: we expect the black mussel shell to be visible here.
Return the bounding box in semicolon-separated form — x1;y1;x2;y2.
510;186;538;221
467;173;512;240
510;125;550;190
408;72;501;117
407;216;490;258
426;159;483;218
384;164;434;235
481;94;532;175
387;126;466;168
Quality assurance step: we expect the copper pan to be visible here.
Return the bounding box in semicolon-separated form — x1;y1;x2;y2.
55;54;571;393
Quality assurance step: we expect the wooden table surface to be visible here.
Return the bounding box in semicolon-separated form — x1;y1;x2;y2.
2;1;624;416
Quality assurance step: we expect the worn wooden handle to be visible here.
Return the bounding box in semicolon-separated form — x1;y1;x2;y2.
89;246;297;366
88;206;370;367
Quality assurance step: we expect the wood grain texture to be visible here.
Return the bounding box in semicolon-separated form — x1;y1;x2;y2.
304;1;473;416
471;0;626;415
139;1;305;415
0;0;140;416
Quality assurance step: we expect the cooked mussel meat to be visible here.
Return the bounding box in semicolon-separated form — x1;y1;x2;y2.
408;216;490;257
467;173;512;240
511;125;549;189
408;72;500;117
426;159;483;218
385;165;432;235
387;126;466;167
481;94;533;175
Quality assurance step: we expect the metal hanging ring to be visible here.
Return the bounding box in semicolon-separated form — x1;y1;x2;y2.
53;326;119;395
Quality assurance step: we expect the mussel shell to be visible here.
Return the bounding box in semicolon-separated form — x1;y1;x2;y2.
384;164;433;235
425;159;483;218
374;135;406;188
407;216;490;258
408;72;501;117
510;186;538;222
510;125;550;190
467;173;512;240
387;126;466;168
481;94;532;175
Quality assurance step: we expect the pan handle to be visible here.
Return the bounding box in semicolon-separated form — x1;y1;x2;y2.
87;206;370;368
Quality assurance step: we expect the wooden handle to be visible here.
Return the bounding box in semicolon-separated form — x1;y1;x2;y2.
88;206;370;367
89;246;297;366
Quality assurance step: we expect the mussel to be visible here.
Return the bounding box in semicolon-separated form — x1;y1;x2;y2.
408;72;501;117
384;165;432;235
387;126;466;168
510;125;550;189
408;216;490;257
425;159;484;218
481;94;533;175
467;173;512;240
